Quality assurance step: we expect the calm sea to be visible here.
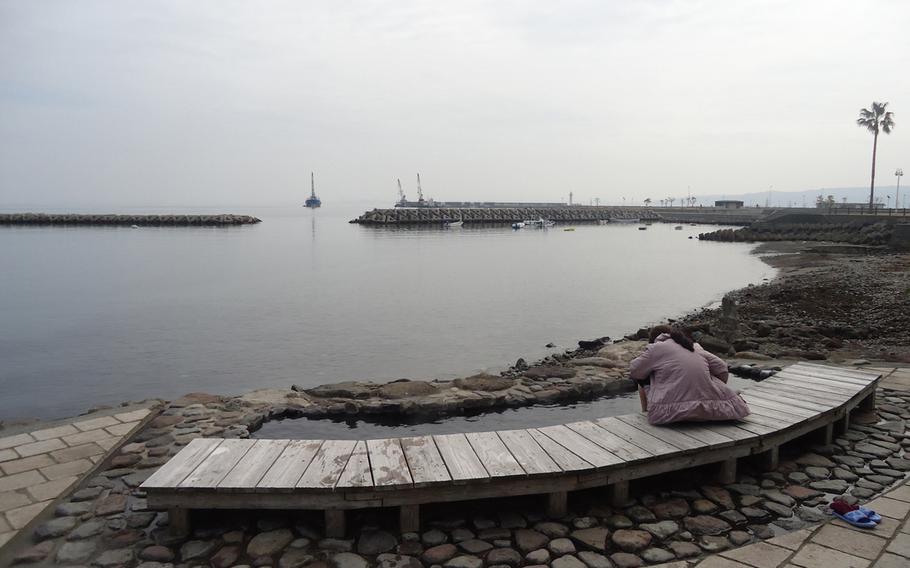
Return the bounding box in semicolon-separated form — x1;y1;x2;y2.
0;204;773;422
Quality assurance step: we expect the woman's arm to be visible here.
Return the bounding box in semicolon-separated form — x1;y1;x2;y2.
696;344;730;383
629;344;657;381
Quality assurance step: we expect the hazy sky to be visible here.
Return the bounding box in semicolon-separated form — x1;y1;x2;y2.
1;0;908;207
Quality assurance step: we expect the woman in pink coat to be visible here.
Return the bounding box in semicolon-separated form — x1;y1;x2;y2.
629;326;750;425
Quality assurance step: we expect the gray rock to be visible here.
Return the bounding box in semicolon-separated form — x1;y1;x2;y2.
683;516;731;536
796;506;828;522
57;541;97;564
210;546;241;568
525;549;550;564
700;486;735;509
486;548;521;567
279;550;314;568
605;515;633;529
451;528;474;543
422;529;448;546
548;538;577;556
795;453;836;467
332;552;369;568
570;527;610;552
609;552;644;568
421;544;458;564
534;522;570;538
725;484;760;496
854;443;892;458
357;530;397;555
443;555;483;568
56;501;95;516
248;529;295;557
93;549;135;567
668;541;700;558
762;490;795;507
35;516;78;540
13;541;54;564
698;535;729;552
808;480;849;493
611;529;652;552
180;540;219;562
572;516;598;529
457;539;492;554
729;531;752;546
67;519;106;540
740;507;771;522
625;506;656;523
319;538;355;552
376;553;422;568
762;502;793;517
552;555;588;568
787;472;809;483
140;546;175;562
639;520;678;540
641;548;675;563
514;529;549;553
804;467;829;480
577;551;612;568
772;517;806;531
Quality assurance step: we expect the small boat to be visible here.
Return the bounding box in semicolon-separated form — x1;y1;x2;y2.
511;221;525;229
638;226;647;230
524;218;555;229
305;172;322;208
563;227;575;232
445;220;463;228
675;225;683;230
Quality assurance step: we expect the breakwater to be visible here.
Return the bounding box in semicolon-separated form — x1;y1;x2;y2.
0;212;261;226
351;206;659;225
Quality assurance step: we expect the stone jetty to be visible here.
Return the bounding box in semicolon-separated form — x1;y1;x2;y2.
350;207;658;225
0;213;261;226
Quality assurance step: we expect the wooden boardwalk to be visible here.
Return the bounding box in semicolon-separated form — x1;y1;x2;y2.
142;363;881;536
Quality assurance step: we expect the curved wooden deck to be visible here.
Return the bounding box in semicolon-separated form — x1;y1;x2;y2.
142;363;881;536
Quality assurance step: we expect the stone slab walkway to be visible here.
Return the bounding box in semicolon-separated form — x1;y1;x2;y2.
875;367;910;392
0;405;156;550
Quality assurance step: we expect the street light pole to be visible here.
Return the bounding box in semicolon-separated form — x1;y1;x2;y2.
896;169;904;210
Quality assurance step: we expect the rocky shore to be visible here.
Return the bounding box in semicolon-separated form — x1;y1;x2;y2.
698;220;894;246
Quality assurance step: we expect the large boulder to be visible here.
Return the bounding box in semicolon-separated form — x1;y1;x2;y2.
376;381;438;399
453;374;514;391
306;382;375;399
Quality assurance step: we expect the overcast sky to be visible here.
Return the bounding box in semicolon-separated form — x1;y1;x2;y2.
1;0;908;207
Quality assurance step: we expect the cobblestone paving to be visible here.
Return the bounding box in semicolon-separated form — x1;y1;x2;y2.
0;406;154;549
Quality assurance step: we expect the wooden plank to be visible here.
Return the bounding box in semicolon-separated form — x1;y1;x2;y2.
739;412;789;429
763;376;856;398
741;395;819;418
400;436;451;487
766;373;857;395
594;417;682;455
465;431;525;478
527;428;594;472
367;438;413;487
729;418;777;435
744;401;810;423
537;424;624;468
497;429;561;475
336;441;373;488
142;438;222;488
667;423;736;446
774;369;864;390
297;440;357;490
179;439;255;488
696;421;759;441
614;414;708;451
258;439;324;489
566;421;652;461
784;366;870;386
434;434;489;482
219;439;289;489
747;383;848;405
795;363;881;382
741;388;832;412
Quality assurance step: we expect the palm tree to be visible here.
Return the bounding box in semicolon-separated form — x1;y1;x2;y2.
643;198;652;207
857;102;895;208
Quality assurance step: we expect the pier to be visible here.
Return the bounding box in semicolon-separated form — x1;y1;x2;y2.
0;213;262;226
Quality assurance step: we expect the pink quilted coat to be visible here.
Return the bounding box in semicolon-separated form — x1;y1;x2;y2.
629;334;750;425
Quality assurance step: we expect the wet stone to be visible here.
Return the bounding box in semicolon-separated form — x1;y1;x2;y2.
762;490;795;507
698;535;730;552
56;501;94;517
611;529;651;552
332;552;369;568
718;510;746;527
795;453;836;467
140;545;175;562
640;548;675;564
514;529;549;553
95;494;128;516
668;541;700;558
606;515;633;529
180;540;219;562
534;522;570;538
422;544;457;564
701;486;736;509
548;538;576;556
651;499;689;519
740;507;771;522
451;528;474;543
795;506;827;522
762;502;793;517
852;487;877;499
809;479;848;493
56;541;97;564
684;515;732;536
486;548;522;567
639;520;678;540
788;472;809;483
551;555;587;568
72;486;104;501
692;499;718;514
783;485;823;500
525;549;550;564
35;516;78;539
729;531;752;546
68;519;106;540
457;539;491;554
422;529;448;546
570;527;610;552
609;552;644;568
625;506;656;523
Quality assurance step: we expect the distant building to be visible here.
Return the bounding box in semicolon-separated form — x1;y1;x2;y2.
715;200;744;209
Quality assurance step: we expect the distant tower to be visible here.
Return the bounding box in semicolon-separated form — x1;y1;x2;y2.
569;192;573;206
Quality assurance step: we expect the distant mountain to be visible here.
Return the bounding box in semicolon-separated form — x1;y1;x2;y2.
694;186;906;208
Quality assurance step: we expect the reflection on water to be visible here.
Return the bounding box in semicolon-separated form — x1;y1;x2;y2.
253;375;757;440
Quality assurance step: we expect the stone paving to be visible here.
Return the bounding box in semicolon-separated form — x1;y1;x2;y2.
875;368;910;393
648;481;910;567
0;405;155;550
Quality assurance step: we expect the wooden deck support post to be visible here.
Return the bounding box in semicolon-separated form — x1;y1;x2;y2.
757;447;779;472
610;481;630;507
820;423;835;445
836;412;851;436
547;491;568;518
168;508;190;537
717;458;737;484
860;390;876;411
325;510;346;538
400;505;420;533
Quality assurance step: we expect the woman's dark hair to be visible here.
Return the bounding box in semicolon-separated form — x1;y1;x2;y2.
649;324;695;351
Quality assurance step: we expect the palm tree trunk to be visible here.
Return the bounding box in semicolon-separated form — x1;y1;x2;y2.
869;130;878;209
